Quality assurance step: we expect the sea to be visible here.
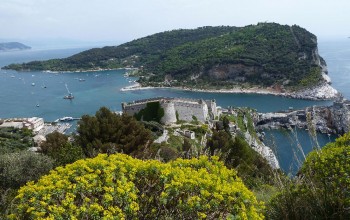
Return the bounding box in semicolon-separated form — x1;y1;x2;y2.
0;39;349;174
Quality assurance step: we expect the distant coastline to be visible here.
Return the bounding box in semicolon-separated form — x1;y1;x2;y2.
121;82;340;101
0;42;31;52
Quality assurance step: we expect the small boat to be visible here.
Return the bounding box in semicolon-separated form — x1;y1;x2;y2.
59;116;73;121
63;84;74;99
31;83;35;86
64;93;74;99
79;78;86;82
10;75;15;78
36;103;40;107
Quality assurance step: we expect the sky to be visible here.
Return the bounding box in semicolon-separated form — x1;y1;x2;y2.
1;0;349;47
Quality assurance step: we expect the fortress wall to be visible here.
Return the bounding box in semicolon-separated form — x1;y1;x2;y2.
122;103;147;116
174;101;208;122
160;101;177;125
122;97;210;124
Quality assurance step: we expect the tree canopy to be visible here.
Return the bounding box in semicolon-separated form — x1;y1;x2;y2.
76;107;153;157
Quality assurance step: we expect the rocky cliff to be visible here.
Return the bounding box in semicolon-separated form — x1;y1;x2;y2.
256;98;350;135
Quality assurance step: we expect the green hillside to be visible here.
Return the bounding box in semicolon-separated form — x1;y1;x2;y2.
3;23;326;89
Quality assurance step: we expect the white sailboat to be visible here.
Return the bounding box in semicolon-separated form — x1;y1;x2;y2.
63;84;74;99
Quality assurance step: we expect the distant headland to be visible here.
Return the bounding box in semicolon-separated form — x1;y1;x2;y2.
0;42;31;52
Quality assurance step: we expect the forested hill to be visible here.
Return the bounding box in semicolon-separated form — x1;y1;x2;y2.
3;26;237;71
0;42;31;51
3;23;327;89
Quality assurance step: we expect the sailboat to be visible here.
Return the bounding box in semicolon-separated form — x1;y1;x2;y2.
63;84;74;99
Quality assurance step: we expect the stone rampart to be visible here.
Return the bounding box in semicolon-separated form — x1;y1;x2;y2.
122;97;212;124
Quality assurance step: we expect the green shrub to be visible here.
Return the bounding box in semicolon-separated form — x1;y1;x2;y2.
0;151;54;189
40;131;85;167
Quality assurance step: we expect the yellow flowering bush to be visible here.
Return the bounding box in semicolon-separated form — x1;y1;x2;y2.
9;154;264;219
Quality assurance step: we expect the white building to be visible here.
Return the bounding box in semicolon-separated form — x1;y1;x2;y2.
24;117;44;133
0;117;44;133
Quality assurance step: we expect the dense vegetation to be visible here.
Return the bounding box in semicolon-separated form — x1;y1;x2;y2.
76;107;154;158
40;131;85;167
266;133;350;219
4;26;236;71
0;127;34;154
0;151;54;216
4;23;326;89
8;154;264;219
207;132;274;188
134;101;165;123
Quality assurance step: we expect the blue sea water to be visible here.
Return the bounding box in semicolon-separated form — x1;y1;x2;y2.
0;40;349;173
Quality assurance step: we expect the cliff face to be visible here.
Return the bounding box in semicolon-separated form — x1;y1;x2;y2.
330;99;350;134
198;29;329;89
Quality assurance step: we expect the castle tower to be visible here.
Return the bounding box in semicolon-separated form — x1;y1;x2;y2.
160;101;177;125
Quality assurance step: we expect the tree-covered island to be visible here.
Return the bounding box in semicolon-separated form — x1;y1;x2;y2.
3;23;338;97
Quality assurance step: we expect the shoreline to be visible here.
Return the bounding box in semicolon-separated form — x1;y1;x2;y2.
41;67;137;74
120;82;340;101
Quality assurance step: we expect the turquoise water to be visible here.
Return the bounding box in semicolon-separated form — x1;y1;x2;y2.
0;40;349;173
263;128;336;175
0;69;334;121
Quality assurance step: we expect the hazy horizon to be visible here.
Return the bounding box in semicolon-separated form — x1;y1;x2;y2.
1;0;350;48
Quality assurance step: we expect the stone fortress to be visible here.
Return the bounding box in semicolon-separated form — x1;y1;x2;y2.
122;97;219;125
